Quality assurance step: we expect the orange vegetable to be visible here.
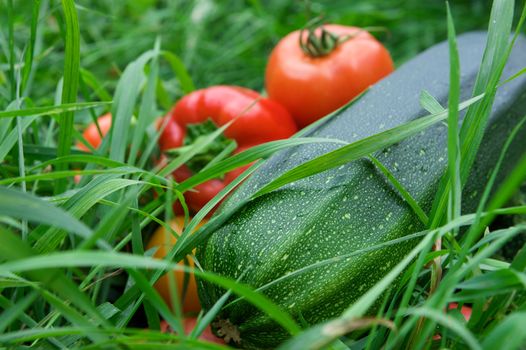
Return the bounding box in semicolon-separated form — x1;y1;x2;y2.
146;217;206;314
448;302;472;321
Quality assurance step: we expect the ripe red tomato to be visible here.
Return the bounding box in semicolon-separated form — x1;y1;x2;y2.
146;217;207;314
158;86;297;213
265;24;394;127
448;302;472;321
160;318;224;344
77;113;112;151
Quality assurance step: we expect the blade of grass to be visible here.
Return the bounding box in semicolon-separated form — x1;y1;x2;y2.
395;224;526;349
500;66;526;86
128;39;160;166
28;154;125;172
439;113;526;329
0;166;143;186
130;199;144;256
459;117;526;251
14;71;29;240
0;292;67;348
224;205;526;309
0;101;111;119
0;186;91;237
481;312;526;350
7;0;15;100
200;139;237;171
126;269;184;335
143;299;161;331
446;2;462;228
189;288;233;340
436;114;526;331
137;118;167;169
428;0;522;228
511;239;526;271
78;187;141;250
176;137;348;192
157;121;233;177
368;155;429;225
277;229;439;350
419;90;445;114
162;51;195;94
456;269;526;292
113;162;262;328
0;116;37;162
108;50;156;162
175;161;263;258
405;7;464;344
37;288;107;343
0;290;39;334
0;101;17;142
56;0;81;194
0;228;112;341
0;327;227;350
0;250;301;336
21;0;41;95
33;177;143;253
480;152;526;231
80;68;112;101
254;94;483;198
405;307;481;350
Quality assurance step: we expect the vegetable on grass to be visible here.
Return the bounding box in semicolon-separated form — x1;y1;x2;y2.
265;22;394;127
159;85;297;213
196;32;526;349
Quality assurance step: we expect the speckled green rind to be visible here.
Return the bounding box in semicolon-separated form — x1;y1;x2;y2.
196;32;526;349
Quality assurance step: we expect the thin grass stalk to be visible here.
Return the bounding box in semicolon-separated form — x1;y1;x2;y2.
56;0;80;194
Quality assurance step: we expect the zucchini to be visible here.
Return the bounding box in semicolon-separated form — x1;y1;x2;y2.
196;32;526;349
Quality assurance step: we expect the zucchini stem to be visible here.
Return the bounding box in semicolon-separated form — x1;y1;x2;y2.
213;318;241;344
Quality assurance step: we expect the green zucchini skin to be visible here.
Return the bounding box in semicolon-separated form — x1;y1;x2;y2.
196;32;526;349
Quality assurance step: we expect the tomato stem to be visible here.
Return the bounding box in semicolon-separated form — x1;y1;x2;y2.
213;318;241;344
299;18;385;58
299;17;351;57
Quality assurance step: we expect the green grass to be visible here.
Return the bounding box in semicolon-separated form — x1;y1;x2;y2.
1;0;526;349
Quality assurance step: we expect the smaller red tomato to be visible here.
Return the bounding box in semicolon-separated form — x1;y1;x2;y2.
433;303;472;341
77;113;112;151
265;24;394;127
448;302;472;321
160;318;225;344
